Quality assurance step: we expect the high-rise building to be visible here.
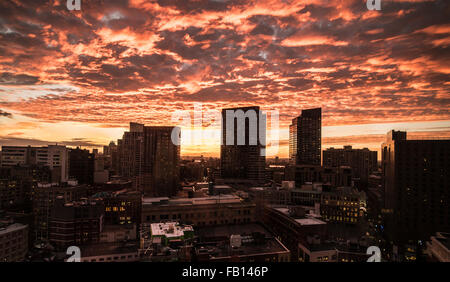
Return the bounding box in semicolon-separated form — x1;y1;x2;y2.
382;130;450;248
117;122;180;196
69;147;95;184
323;146;377;183
220;106;266;183
289;108;321;166
1;145;69;183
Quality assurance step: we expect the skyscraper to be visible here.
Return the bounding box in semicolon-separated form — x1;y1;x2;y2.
323;145;378;184
382;130;450;249
289;108;321;166
117;122;180;196
69;147;95;184
220;106;266;183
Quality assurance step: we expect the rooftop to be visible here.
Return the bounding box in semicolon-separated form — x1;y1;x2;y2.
143;194;243;206
150;222;193;238
80;241;139;257
195;223;289;259
0;223;27;236
295;218;327;226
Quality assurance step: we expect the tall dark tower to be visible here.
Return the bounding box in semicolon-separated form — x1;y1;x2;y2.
289;108;321;166
382;130;450;254
117;123;180;196
220;106;266;183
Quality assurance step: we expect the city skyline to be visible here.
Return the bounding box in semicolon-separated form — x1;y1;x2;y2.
0;0;449;157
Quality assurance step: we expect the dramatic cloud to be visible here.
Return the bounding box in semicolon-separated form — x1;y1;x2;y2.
0;109;13;118
0;0;449;155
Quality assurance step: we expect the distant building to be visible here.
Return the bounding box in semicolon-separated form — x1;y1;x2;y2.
0;221;28;262
117;122;180;196
382;130;450;249
323;146;377;184
69;147;94;184
220;106;266;183
1;145;69;183
289;108;321;166
285;165;352;187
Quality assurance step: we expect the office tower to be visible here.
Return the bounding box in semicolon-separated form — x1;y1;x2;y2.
69;147;95;184
289;108;321;166
117;122;180;196
382;130;450;247
220;106;266;183
323;146;378;183
1;145;69;183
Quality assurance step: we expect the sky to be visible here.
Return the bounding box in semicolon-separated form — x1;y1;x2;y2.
0;0;449;157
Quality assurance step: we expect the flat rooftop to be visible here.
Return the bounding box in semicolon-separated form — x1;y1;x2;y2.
143;194;243;206
80;241;139;257
0;223;27;236
195;223;289;259
150;222;193;238
295;218;326;226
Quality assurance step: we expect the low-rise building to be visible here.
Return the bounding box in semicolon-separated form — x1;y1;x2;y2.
78;241;140;262
141;194;255;227
100;224;137;243
195;223;290;262
0;221;28;262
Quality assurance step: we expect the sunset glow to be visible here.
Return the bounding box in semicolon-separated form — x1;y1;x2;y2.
0;0;449;157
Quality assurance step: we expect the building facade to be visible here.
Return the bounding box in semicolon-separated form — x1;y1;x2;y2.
116;122;180;196
49;197;104;251
323;146;377;184
220;106;266;183
0;222;28;262
1;145;69;183
142;195;256;227
382;130;450;247
289;108;321;166
69;147;95;184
